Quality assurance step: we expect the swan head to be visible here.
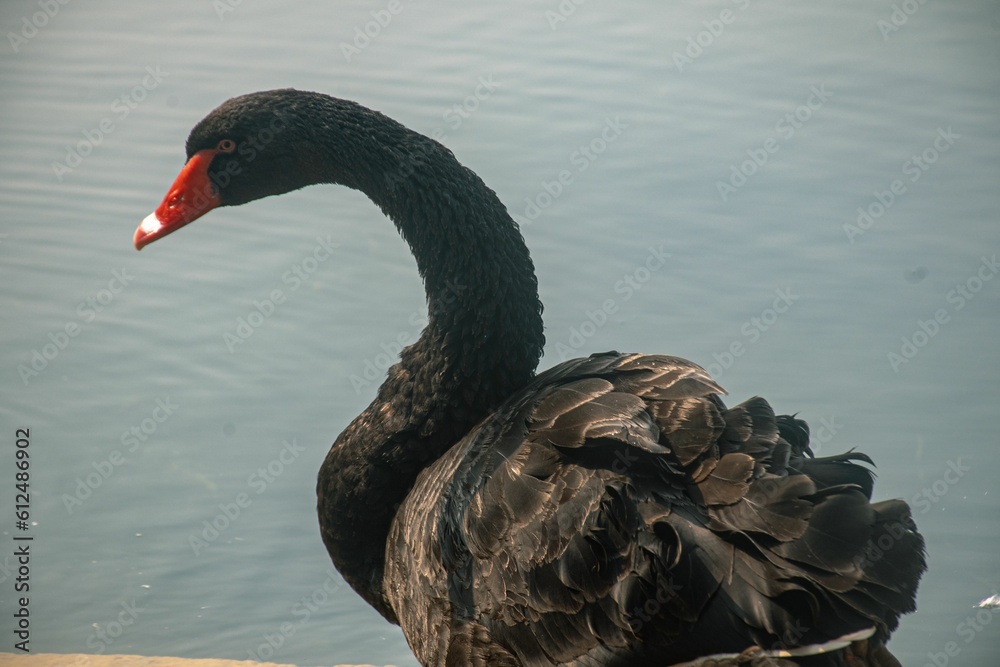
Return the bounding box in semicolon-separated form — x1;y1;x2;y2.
134;89;358;250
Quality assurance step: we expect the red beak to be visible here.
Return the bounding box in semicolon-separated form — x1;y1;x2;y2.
134;149;221;250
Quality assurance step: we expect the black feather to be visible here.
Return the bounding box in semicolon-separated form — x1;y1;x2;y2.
162;92;926;667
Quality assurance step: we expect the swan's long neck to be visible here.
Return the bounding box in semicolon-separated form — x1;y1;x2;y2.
315;109;544;620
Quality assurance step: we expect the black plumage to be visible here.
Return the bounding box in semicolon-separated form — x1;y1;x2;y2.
135;90;925;667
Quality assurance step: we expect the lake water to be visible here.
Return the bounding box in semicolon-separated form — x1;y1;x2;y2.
1;1;998;665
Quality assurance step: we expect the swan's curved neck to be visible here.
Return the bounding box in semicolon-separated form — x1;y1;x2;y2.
316;120;544;620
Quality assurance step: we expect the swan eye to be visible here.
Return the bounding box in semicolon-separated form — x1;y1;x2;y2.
217;139;236;153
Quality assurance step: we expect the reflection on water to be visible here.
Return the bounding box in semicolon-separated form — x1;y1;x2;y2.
1;1;998;665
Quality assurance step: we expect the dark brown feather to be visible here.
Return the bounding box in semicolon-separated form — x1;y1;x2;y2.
387;352;925;666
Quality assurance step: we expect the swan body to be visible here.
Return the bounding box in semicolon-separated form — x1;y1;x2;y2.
135;90;924;667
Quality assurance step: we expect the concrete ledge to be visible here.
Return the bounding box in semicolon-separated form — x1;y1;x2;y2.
0;655;387;667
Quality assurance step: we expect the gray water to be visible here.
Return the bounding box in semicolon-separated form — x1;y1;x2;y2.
2;1;998;665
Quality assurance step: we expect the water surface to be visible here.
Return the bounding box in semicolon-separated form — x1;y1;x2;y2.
1;1;998;664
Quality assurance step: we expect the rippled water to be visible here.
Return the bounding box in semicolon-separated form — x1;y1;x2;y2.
2;1;999;665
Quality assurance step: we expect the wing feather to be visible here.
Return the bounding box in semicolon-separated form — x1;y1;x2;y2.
386;353;926;666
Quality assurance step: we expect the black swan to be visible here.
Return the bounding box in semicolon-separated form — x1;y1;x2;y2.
134;89;925;667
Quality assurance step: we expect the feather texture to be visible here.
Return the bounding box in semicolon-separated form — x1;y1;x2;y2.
385;353;926;666
157;92;925;667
